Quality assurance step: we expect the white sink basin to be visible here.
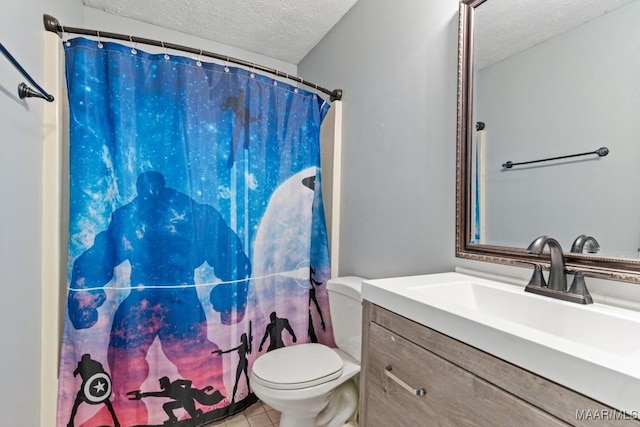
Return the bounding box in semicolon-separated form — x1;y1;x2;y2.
362;272;640;414
408;280;640;356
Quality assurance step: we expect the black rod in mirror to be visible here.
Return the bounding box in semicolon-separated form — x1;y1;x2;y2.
502;147;609;169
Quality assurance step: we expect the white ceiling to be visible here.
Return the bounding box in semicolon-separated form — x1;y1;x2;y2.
81;0;359;64
474;0;636;69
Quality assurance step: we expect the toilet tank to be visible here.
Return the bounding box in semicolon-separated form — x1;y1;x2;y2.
327;276;365;362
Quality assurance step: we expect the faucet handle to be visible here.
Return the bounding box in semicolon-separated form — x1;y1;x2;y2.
526;264;547;289
568;272;594;304
570;234;600;254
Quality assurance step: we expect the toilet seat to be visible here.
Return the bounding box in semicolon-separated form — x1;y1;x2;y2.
252;343;344;390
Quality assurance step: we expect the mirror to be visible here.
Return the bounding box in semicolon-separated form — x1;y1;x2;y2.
456;0;640;282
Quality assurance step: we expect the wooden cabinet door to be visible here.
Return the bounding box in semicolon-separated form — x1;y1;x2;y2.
362;321;570;427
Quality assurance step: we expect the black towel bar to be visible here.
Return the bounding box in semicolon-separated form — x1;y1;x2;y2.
0;42;54;102
502;147;609;169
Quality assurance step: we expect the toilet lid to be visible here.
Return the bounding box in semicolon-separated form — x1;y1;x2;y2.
252;343;344;390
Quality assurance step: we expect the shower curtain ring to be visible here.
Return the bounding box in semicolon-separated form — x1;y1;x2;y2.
162;41;169;60
61;24;70;46
97;31;103;48
129;35;137;54
224;55;230;72
250;63;256;78
196;49;202;66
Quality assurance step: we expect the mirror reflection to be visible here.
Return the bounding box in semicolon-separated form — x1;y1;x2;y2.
470;0;640;259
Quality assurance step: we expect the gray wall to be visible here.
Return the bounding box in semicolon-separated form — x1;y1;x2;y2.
299;0;460;279
0;0;81;425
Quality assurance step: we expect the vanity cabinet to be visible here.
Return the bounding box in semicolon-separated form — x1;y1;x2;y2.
360;301;639;427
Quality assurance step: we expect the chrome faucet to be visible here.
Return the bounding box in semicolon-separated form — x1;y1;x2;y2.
525;235;593;304
570;234;600;254
527;236;566;292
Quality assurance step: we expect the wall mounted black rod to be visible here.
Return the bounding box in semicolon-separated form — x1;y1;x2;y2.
0;42;54;102
502;147;609;169
43;14;342;102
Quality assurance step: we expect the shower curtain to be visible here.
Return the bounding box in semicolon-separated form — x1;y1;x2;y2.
57;37;334;427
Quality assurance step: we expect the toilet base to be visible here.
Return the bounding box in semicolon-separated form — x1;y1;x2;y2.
279;414;316;427
254;378;359;427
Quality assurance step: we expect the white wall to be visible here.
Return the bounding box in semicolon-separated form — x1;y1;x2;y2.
0;1;82;426
299;0;460;279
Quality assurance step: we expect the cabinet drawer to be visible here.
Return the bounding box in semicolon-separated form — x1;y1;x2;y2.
363;322;570;427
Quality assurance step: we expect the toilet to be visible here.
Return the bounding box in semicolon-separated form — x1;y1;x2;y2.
250;276;364;427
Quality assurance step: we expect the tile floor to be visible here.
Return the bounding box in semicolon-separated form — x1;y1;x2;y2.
207;401;280;427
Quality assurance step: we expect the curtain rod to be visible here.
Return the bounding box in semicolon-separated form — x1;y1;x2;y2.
43;14;342;102
0;42;54;102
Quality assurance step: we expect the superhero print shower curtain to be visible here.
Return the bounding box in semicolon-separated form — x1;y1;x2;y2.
57;37;333;427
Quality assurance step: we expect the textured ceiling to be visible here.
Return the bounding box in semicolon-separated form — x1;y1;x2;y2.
82;0;359;64
475;0;636;69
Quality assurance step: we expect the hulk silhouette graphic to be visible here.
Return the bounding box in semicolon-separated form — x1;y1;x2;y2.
67;171;251;426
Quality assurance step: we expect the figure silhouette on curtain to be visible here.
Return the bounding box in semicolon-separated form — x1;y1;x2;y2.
125;376;224;424
300;176;327;343
219;88;262;167
212;325;252;405
308;266;327;343
258;312;297;352
67;354;119;427
67;171;251;425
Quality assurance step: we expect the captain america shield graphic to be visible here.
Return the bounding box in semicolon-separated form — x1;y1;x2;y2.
83;372;112;404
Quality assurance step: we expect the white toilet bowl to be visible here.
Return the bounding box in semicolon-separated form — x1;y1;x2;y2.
251;344;360;427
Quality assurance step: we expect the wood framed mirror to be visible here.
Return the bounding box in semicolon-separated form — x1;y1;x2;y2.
456;0;640;283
